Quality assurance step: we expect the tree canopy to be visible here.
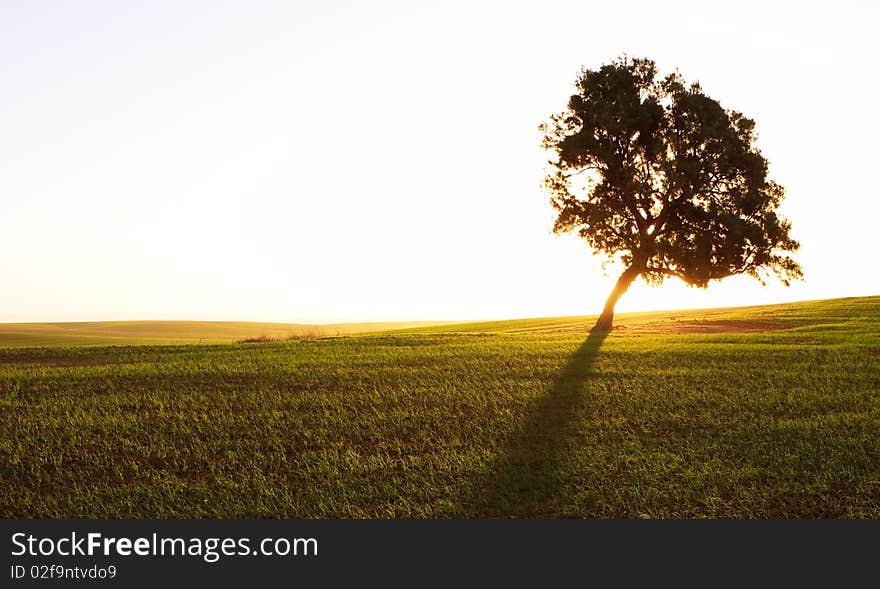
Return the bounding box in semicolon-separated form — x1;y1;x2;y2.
541;56;802;331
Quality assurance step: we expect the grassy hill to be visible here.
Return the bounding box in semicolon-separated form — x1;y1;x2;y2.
1;296;878;518
0;296;854;346
0;319;453;348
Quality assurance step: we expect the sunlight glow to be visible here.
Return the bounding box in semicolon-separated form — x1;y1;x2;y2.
1;1;877;323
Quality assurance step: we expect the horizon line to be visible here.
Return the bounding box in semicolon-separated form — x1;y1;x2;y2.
1;294;876;327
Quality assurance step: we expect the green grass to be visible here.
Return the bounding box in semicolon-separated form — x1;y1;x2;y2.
1;296;878;518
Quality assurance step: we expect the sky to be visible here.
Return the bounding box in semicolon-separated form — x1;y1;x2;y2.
1;0;878;323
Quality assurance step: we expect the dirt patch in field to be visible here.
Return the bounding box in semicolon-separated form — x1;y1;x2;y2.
618;319;786;334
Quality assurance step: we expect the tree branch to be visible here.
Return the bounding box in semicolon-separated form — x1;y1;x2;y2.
644;265;690;283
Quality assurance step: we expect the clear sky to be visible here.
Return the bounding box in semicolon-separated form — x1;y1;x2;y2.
2;1;878;323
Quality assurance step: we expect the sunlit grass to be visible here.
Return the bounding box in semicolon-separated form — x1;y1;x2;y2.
1;296;877;517
0;320;454;348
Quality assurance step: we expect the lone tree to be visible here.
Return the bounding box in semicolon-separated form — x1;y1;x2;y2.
541;56;802;332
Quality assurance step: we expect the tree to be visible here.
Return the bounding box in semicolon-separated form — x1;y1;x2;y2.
541;56;802;332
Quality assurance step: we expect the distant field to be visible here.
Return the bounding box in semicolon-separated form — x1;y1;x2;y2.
1;296;878;518
0;320;453;348
0;299;838;347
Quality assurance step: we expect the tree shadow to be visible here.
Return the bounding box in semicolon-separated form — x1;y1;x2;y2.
462;331;607;517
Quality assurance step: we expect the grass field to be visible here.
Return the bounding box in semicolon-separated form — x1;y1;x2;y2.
1;296;878;518
0;320;453;348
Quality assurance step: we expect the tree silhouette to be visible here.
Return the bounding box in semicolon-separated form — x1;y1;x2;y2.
541;56;802;332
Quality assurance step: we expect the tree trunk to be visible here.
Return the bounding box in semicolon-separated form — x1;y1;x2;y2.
591;265;642;332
